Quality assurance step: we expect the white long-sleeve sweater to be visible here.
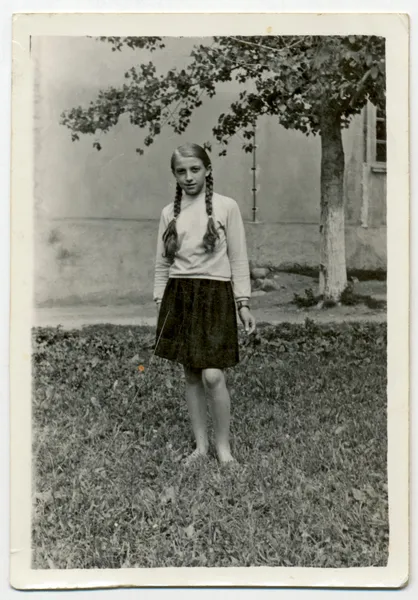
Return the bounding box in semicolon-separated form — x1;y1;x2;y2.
153;190;251;303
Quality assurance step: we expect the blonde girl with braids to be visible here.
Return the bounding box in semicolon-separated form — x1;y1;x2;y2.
154;143;255;464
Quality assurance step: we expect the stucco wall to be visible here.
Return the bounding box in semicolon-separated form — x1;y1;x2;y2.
35;219;386;307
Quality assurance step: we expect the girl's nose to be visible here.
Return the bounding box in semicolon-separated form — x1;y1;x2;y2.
185;171;193;182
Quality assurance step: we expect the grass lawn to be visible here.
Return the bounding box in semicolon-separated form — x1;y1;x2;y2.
32;320;388;569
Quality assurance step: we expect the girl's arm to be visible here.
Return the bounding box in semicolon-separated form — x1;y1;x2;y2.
226;200;251;303
153;210;171;304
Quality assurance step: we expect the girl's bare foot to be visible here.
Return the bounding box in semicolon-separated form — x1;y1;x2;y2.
183;448;208;467
216;447;236;464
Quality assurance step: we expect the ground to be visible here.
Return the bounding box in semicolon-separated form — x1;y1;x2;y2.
31;274;388;569
34;273;386;329
32;320;388;569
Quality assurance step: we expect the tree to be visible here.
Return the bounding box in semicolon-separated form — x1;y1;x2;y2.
61;35;386;303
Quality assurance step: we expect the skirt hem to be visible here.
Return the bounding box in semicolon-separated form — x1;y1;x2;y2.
153;353;239;370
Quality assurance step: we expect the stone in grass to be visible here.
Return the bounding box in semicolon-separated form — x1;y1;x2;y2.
251;267;269;280
252;290;267;297
261;278;281;292
272;274;287;288
252;278;264;290
369;293;386;303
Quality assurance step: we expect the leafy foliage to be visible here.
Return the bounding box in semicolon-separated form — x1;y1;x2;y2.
61;35;385;156
32;322;388;569
293;288;320;308
293;286;387;309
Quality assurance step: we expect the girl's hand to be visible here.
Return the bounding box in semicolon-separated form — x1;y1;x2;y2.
238;307;256;335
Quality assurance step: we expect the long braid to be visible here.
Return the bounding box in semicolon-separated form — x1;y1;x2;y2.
173;181;183;218
202;172;219;253
162;182;182;261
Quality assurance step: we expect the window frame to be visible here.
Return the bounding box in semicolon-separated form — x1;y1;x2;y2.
364;102;387;173
361;101;387;228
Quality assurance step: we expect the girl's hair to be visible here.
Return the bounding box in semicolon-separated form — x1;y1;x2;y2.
162;143;219;262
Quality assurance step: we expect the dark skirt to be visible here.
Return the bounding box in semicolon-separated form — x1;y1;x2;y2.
155;278;239;370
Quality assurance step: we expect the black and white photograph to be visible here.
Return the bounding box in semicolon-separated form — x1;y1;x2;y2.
9;12;409;590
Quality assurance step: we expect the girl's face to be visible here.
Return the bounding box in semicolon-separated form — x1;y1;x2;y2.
172;155;210;196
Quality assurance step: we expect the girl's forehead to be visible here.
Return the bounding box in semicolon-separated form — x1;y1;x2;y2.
173;155;206;169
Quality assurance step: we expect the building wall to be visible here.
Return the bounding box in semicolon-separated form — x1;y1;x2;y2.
35;220;387;307
33;36;387;307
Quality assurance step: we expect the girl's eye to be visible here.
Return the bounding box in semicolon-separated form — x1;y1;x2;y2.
175;165;202;175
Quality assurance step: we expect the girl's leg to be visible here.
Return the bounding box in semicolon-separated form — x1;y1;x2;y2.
202;368;235;463
184;367;209;458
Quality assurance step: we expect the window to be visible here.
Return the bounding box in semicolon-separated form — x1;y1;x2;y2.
375;106;387;163
361;102;387;228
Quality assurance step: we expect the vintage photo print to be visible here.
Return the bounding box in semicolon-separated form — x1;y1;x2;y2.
10;12;409;590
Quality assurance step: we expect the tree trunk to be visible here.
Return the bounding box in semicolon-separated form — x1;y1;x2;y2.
318;111;347;303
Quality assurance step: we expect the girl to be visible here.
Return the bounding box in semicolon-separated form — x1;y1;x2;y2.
153;143;256;465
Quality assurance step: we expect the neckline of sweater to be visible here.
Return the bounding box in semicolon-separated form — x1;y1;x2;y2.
183;189;206;202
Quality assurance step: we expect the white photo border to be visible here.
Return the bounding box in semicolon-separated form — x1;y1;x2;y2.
9;12;409;590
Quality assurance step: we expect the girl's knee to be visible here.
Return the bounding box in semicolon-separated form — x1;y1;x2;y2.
202;368;224;389
184;367;202;385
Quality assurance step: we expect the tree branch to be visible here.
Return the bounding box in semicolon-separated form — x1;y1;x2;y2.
228;35;305;54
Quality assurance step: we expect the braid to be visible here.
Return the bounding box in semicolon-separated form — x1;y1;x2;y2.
202;172;219;254
173;182;182;217
162;182;182;262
